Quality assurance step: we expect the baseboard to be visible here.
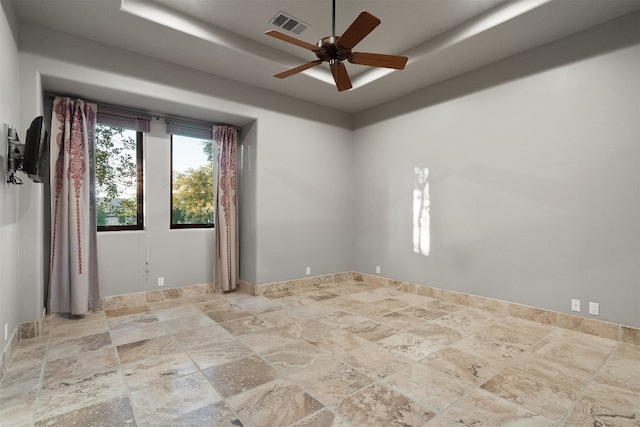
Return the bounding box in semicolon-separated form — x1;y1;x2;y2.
0;324;20;383
247;272;640;346
102;282;214;310
1;307;46;383
95;273;639;346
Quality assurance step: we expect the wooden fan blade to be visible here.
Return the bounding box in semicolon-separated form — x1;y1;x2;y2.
274;60;323;79
349;52;408;70
265;30;319;51
330;62;352;91
338;12;380;50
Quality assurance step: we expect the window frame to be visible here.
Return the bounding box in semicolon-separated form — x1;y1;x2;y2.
97;129;144;232
170;134;215;230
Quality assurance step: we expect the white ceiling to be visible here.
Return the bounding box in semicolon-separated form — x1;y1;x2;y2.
11;0;640;113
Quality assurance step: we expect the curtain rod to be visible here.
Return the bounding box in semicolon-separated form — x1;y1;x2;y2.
45;93;241;131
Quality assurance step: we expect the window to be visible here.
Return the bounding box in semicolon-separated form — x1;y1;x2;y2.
95;125;144;231
171;134;215;228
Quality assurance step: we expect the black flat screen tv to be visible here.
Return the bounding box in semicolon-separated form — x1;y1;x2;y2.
22;116;49;183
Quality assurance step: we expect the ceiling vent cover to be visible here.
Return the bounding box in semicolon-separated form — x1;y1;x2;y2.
270;11;309;35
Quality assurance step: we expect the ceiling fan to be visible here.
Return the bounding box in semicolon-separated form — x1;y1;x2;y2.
265;0;408;91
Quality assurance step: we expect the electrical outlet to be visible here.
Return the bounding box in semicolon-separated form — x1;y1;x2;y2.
571;299;581;312
158;277;164;287
306;267;311;276
589;302;599;316
376;266;381;274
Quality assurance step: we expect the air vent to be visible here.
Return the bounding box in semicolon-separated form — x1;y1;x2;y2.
270;11;310;35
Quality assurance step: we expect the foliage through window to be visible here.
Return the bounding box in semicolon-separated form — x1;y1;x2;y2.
95;125;143;231
171;135;214;228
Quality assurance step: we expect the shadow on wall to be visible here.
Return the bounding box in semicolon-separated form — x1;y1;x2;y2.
354;11;640;129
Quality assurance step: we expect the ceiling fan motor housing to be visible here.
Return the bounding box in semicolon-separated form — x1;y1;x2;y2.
315;36;352;63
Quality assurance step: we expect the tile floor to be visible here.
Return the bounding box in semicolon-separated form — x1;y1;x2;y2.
1;280;638;426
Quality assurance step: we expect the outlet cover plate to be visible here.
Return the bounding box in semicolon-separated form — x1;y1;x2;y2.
589;302;599;316
571;299;580;312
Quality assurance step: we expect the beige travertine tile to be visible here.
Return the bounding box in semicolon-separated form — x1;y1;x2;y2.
280;318;335;339
293;409;352;427
36;369;126;420
290;358;373;405
383;363;472;413
429;308;493;336
509;303;558;326
558;313;620;340
193;297;232;312
481;367;578;421
399;305;448;321
46;332;112;361
205;306;253;323
622;326;640;346
451;333;527;364
227;379;324;426
508;351;594;392
374;312;425;330
169;400;240;426
122;352;199;391
130;372;221;426
435;289;471;306
261;341;333;375
105;304;149;318
256;307;307;327
34;395;135;427
186;337;253;369
151;304;201;321
315;310;369;328
5;279;638;427
306;329;368;357
102;292;146;310
342;341;413;380
377;332;444;361
445;389;555;426
171;322;234;349
237;328;302;354
594;343;640;392
178;283;212;298
424;299;464;313
43;347;118;384
202;356;280;398
0;388;38;427
106;310;158;331
346;320;398;342
219;315;275;335
159;312;217;334
49;318;108;340
116;334;181;365
335;383;435;426
408;323;463;345
145;288;182;302
564;381;640;426
531;329;616;373
422;347;500;387
415;285;437;298
468;294;510;316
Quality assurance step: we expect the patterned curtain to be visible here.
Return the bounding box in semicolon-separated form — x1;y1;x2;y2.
49;97;100;315
214;126;239;292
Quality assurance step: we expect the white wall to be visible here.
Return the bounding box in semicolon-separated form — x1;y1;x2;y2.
17;23;353;305
0;0;21;352
353;12;640;327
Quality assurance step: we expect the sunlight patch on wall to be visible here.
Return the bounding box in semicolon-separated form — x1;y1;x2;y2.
413;166;430;256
